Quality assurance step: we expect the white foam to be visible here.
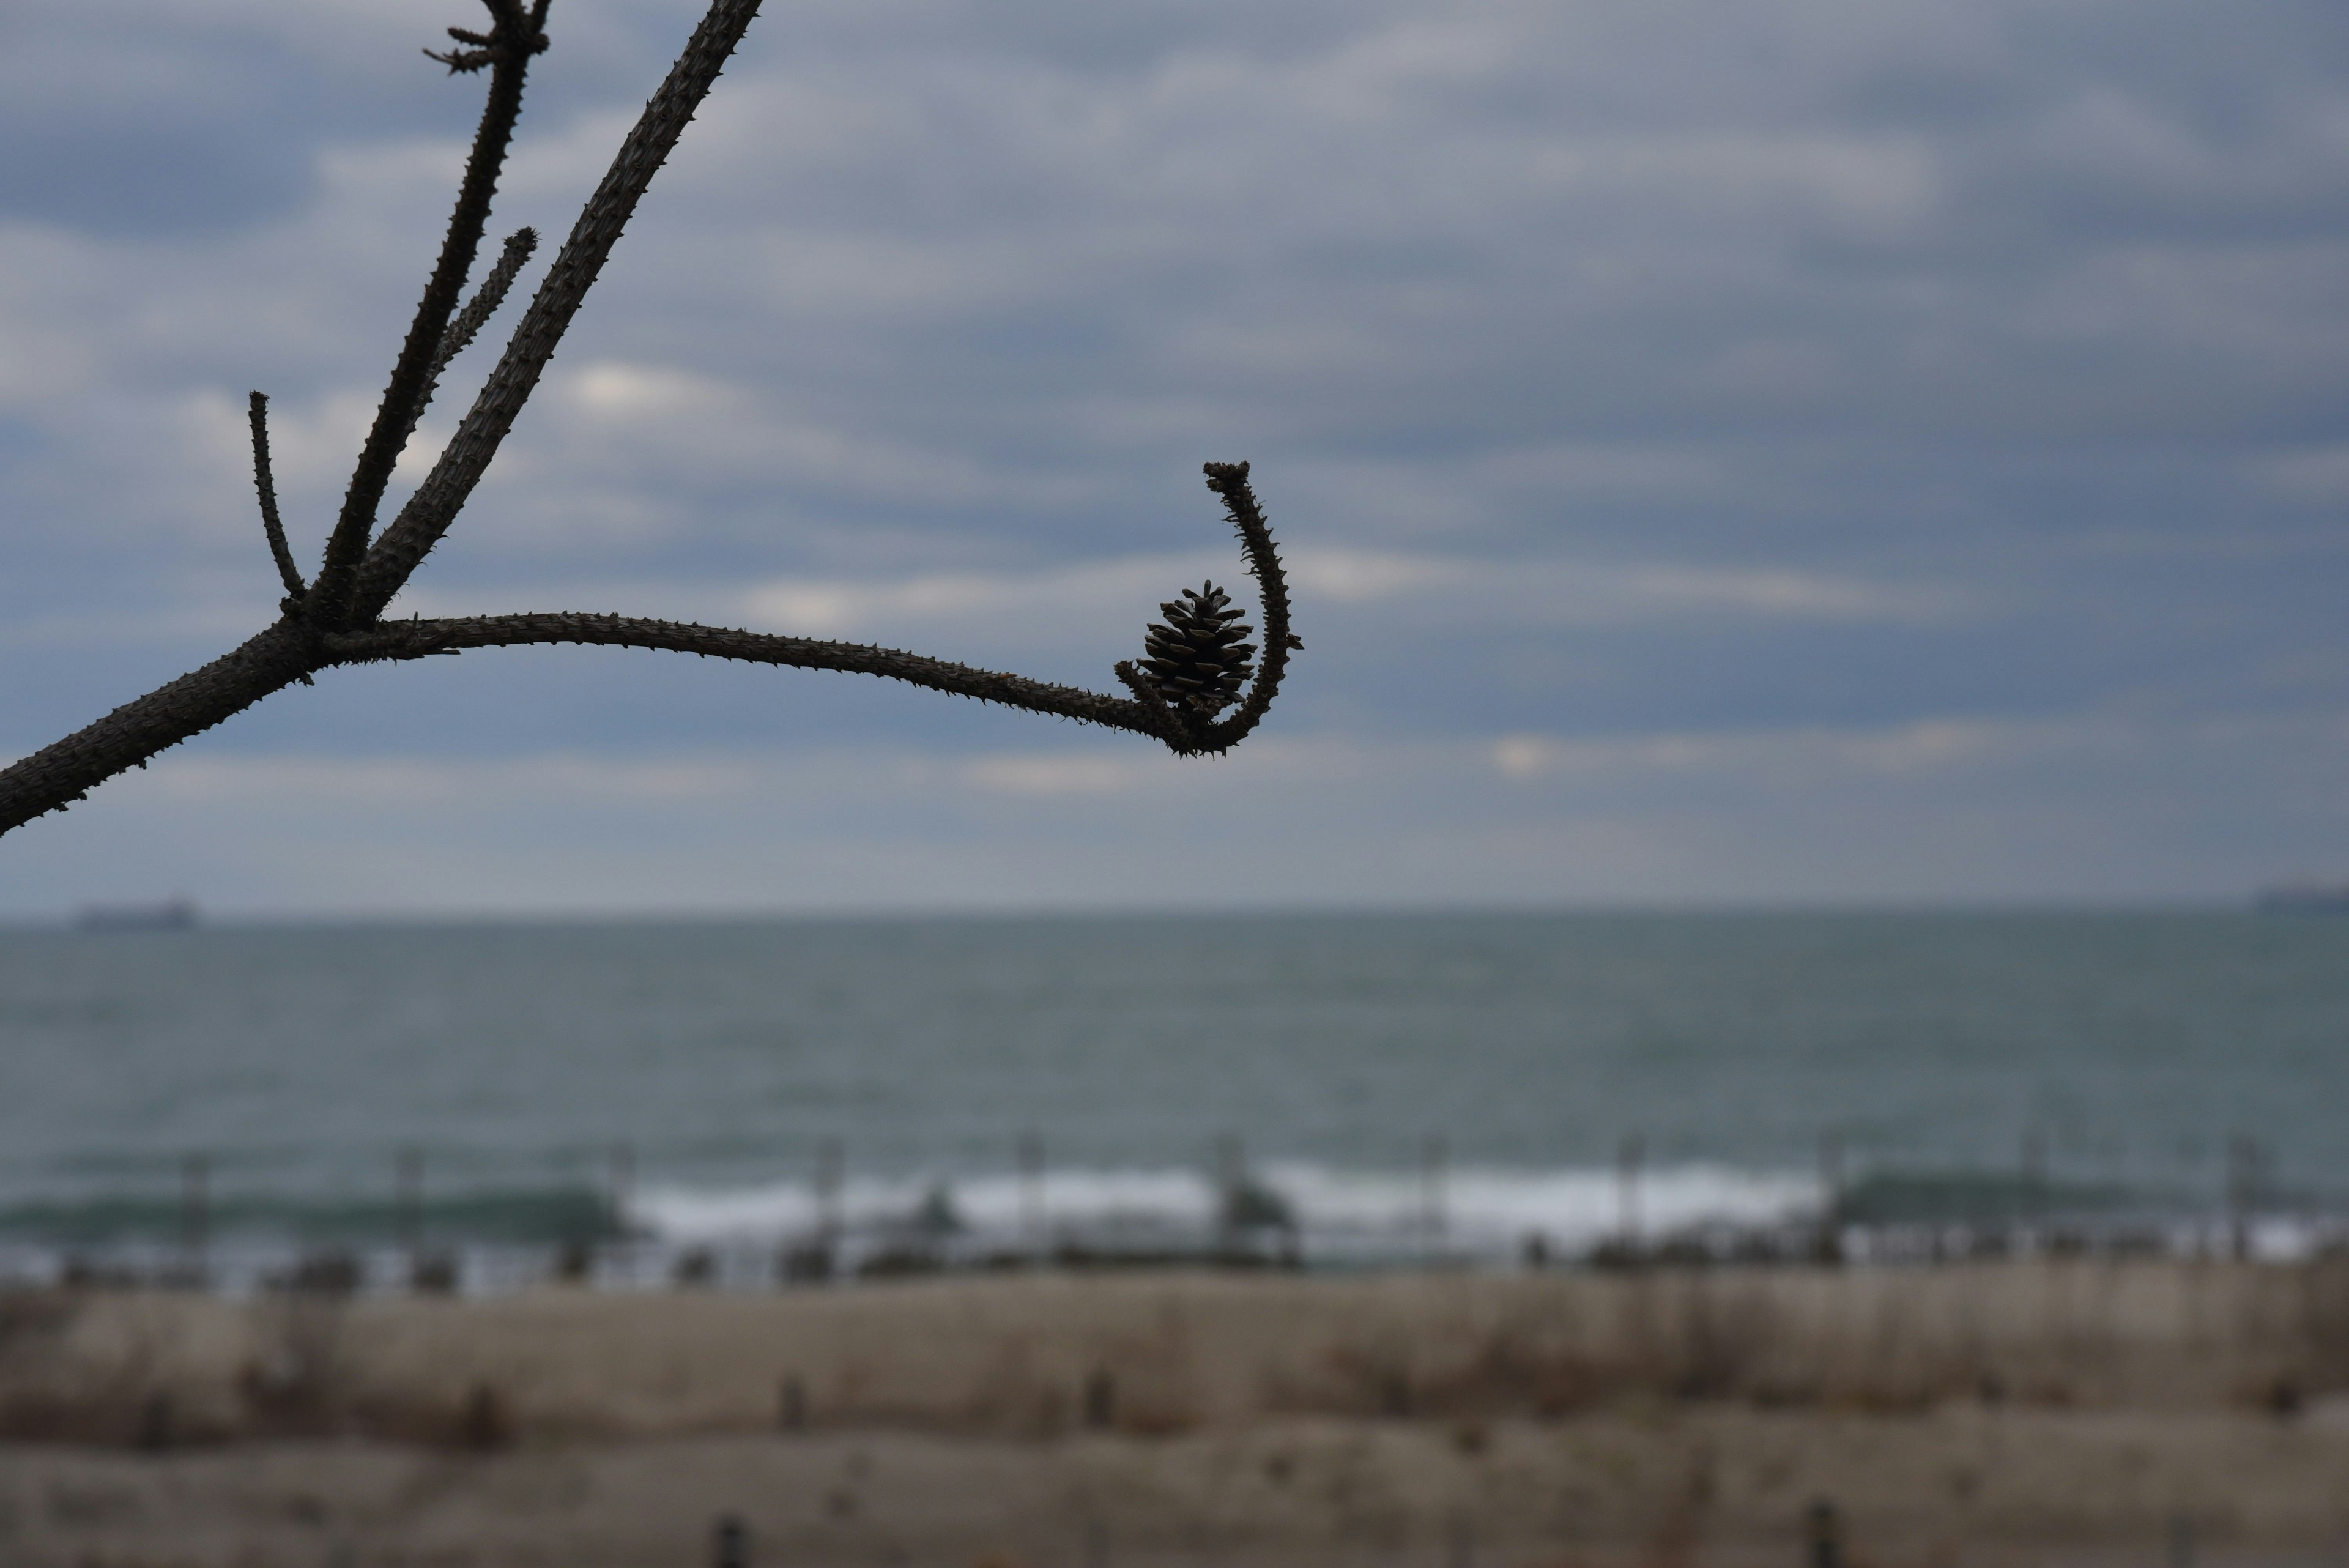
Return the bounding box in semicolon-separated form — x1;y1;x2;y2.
628;1160;1823;1257
1262;1160;1819;1247
631;1167;1223;1243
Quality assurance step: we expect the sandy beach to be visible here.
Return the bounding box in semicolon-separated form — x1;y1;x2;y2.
4;1259;2347;1564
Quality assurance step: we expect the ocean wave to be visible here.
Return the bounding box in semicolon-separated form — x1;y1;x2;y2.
0;1187;614;1247
629;1160;1824;1254
1;1157;2321;1267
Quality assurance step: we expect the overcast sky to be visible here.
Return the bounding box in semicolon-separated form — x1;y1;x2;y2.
2;0;2345;916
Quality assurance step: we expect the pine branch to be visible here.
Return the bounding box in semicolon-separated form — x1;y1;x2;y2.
347;0;768;625
247;392;306;600
309;2;549;629
434;228;538;383
397;226;539;453
0;626;322;836
324;614;1165;737
1191;461;1299;754
0;0;1302;841
0;458;1291;831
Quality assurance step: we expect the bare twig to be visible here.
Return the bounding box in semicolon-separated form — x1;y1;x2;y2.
247;392;305;601
434;228;538;382
426;29;502;75
325;614;1164;738
347;0;766;625
1192;461;1299;754
398;226;540;452
310;1;549;628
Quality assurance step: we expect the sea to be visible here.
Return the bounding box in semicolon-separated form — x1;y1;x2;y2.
2;910;2344;1291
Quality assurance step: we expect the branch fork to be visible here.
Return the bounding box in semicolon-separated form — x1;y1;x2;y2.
0;0;1297;839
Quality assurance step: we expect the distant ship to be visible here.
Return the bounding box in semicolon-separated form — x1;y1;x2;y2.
74;896;201;932
2253;884;2349;915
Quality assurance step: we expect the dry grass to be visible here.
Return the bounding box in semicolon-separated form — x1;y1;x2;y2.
2;1256;2343;1449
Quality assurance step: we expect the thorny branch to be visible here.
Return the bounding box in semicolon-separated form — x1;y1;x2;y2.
309;0;547;628
344;0;765;625
0;0;1296;840
399;225;539;451
246;393;303;601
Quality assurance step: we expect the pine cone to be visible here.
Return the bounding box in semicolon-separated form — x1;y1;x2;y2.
1140;582;1256;713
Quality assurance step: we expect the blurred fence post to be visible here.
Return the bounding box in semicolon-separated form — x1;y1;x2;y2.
1617;1134;1645;1255
710;1512;749;1568
1420;1134;1449;1264
1084;1366;1117;1430
2021;1126;2047;1230
609;1141;636;1279
395;1146;422;1254
1806;1498;1841;1568
1214;1133;1243;1254
815;1138;844;1257
2226;1133;2260;1262
1815;1132;1844;1263
610;1142;635;1230
180;1152;209;1281
1018;1131;1045;1258
778;1374;807;1433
